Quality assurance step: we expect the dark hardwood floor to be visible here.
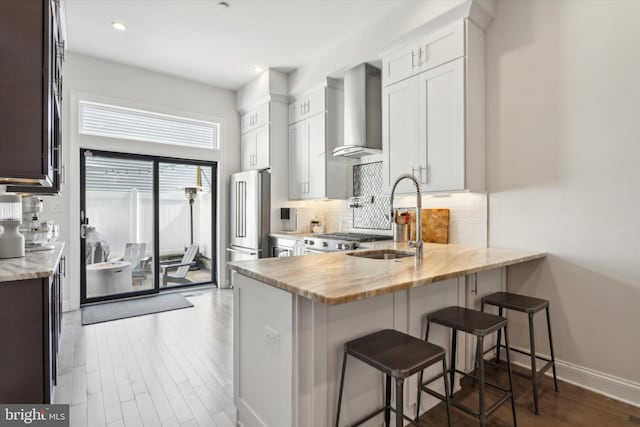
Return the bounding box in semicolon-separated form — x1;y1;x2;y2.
420;361;640;426
54;288;640;426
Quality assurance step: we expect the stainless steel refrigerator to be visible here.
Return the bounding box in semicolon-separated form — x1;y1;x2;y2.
227;170;270;264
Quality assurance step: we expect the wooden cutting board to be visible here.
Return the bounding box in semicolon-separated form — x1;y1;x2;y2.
408;208;450;244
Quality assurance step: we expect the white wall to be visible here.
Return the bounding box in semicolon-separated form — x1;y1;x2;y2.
43;52;239;311
486;0;640;404
288;0;482;95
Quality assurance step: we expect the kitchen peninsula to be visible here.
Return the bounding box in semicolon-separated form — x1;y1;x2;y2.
228;242;545;427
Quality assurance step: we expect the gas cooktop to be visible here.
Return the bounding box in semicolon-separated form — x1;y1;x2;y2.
305;232;391;252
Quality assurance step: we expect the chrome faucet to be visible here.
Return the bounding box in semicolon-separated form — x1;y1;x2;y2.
390;174;423;261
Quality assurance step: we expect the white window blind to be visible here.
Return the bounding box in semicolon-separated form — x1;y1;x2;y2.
79;100;219;149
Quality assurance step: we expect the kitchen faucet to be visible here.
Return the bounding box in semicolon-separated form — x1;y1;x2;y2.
390;174;423;261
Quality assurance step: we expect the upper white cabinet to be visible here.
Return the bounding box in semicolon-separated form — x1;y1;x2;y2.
241;124;270;171
383;21;465;87
240;102;269;134
382;19;486;194
288;83;348;200
240;101;286;172
288;89;325;125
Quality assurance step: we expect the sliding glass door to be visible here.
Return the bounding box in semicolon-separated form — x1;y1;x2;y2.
158;162;214;288
80;150;216;304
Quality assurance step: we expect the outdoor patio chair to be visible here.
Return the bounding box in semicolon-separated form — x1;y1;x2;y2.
160;243;199;287
123;243;148;285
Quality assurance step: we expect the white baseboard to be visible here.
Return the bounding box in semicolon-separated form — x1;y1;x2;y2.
503;346;640;409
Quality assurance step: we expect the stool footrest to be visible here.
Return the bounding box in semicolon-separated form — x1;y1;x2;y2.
419;385;448;404
452;368;511;394
484;344;554;380
351;407;385;427
449;390;513;419
351;406;425;427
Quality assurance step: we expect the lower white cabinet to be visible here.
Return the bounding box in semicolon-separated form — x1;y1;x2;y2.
241;124;270;171
233;267;506;427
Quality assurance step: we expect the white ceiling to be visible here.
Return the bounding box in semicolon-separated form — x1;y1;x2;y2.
64;0;407;90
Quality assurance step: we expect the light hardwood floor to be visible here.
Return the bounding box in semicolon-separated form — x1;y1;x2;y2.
54;288;235;427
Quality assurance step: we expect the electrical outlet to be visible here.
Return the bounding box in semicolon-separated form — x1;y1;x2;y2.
264;326;280;350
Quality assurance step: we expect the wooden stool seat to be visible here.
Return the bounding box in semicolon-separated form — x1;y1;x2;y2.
336;329;452;427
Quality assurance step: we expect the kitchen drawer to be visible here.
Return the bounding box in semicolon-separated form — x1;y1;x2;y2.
241;102;270;134
288;88;325;124
383;21;464;87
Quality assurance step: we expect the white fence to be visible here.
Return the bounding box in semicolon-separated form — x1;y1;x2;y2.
86;189;212;260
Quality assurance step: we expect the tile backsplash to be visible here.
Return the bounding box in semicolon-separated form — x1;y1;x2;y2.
351;162;390;230
280;192;487;247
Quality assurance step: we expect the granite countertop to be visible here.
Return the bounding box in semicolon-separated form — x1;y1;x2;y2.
228;242;545;305
0;242;65;282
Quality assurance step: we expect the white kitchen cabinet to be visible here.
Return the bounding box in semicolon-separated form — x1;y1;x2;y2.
382;19;486;194
382;21;464;87
288;88;325;125
288;113;330;200
383;75;419;194
418;58;465;191
288;121;307;200
240;101;269;134
241;124;270;171
306;113;327;199
288;82;348;200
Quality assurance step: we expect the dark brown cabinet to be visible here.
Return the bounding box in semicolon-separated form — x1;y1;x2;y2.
0;0;64;194
0;255;64;403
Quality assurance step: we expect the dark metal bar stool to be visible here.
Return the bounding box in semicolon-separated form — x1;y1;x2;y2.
481;291;559;414
335;329;452;427
422;306;517;427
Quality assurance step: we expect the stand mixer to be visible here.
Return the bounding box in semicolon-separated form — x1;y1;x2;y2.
19;196;58;252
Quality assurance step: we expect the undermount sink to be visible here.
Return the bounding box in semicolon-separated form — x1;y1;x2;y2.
347;249;414;260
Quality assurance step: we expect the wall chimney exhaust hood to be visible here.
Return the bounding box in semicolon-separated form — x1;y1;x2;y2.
332;63;382;158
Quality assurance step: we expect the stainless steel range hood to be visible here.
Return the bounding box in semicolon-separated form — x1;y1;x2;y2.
332;63;382;158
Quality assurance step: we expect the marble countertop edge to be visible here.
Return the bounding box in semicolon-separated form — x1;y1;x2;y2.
228;244;546;305
0;242;65;283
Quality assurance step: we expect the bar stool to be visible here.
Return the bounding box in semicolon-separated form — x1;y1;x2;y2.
422;306;517;427
481;292;559;414
335;329;452;427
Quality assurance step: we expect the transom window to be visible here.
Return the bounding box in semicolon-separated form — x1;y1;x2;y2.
79;100;219;149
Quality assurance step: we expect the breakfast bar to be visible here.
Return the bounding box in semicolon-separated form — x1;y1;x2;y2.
228;242;545;427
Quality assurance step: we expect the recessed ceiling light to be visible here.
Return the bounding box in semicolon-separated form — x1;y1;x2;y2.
111;21;127;31
253;67;264;73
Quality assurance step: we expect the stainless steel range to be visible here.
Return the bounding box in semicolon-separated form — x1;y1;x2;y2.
304;232;391;253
